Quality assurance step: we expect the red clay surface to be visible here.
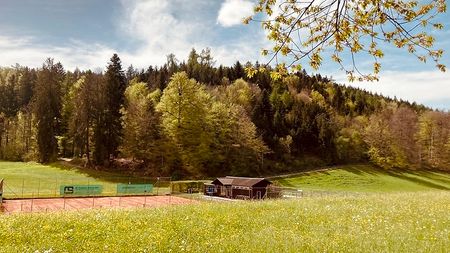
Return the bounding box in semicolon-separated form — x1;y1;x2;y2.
1;195;196;214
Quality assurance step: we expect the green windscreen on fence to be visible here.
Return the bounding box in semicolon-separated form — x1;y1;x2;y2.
117;184;153;194
60;185;103;196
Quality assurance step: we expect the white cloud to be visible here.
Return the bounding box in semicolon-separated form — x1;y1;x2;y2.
0;36;115;70
119;0;266;67
0;0;267;71
217;0;254;27
335;70;450;110
119;0;204;66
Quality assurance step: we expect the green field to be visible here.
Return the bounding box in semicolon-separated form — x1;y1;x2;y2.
275;164;450;192
1;162;450;252
1;192;449;252
0;161;169;198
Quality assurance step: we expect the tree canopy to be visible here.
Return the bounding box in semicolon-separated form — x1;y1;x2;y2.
0;50;449;177
245;0;447;81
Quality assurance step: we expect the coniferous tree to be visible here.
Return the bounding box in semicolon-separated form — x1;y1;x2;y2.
67;72;100;164
93;54;126;165
33;58;64;163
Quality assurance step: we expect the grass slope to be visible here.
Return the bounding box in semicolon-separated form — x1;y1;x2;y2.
275;164;450;192
1;192;449;252
0;161;165;198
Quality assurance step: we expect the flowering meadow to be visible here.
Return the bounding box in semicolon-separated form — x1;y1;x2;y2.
1;191;449;252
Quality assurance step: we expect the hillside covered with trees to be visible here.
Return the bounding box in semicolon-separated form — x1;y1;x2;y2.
0;50;449;178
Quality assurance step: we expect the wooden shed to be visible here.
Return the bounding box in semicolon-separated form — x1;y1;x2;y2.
204;176;272;199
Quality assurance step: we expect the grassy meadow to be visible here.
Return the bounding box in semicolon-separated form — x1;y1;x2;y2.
1;192;449;252
1;161;449;252
0;161;168;198
275;164;450;192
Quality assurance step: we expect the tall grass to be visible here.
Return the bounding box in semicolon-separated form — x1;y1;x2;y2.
1;192;449;252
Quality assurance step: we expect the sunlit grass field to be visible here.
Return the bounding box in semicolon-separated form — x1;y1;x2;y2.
1;162;449;252
3;162;449;198
276;164;450;192
1;192;449;252
0;161;168;198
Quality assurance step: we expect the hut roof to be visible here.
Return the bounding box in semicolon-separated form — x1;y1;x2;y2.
211;178;234;185
211;176;271;187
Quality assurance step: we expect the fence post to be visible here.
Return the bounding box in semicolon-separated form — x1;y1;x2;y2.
37;179;40;198
55;178;58;197
156;177;160;196
0;179;3;203
21;178;24;198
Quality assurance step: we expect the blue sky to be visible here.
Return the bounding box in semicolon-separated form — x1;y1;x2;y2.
0;0;449;110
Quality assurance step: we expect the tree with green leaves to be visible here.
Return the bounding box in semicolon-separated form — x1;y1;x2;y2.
209;79;269;175
157;72;212;175
335;115;368;162
121;79;167;169
246;0;447;81
94;54;127;165
417;111;450;169
33;58;64;163
363;104;413;169
67;72;101;164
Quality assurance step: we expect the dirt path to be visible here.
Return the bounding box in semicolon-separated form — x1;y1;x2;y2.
1;195;196;214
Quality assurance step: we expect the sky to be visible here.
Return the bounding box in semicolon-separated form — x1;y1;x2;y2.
0;0;449;110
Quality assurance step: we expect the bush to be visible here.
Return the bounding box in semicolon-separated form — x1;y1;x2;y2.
170;181;206;193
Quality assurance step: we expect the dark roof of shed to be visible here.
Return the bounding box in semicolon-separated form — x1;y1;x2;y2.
211;176;271;187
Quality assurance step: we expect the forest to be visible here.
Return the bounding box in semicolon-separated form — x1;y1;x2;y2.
0;49;449;178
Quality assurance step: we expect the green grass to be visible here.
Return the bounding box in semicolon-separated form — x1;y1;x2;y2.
0;192;449;252
0;161;169;198
275;164;450;192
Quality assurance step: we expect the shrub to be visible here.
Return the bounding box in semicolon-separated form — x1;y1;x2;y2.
170;181;206;193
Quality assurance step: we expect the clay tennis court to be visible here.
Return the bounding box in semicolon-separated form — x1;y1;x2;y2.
1;195;196;214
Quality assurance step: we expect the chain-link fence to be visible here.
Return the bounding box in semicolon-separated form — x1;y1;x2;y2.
1;176;172;199
2;176;368;203
171;184;369;201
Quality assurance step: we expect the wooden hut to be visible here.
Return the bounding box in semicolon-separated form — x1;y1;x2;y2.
204;176;272;199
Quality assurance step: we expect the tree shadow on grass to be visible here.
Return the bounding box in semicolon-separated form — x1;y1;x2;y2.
405;170;450;186
341;165;450;191
383;170;450;191
341;165;380;176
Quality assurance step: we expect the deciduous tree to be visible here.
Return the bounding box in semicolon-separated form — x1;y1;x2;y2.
246;0;447;81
